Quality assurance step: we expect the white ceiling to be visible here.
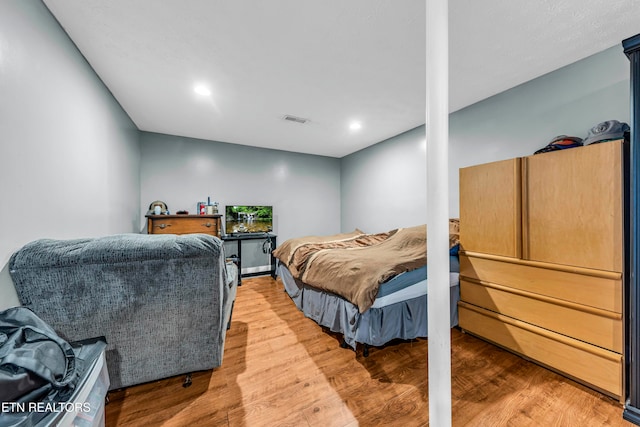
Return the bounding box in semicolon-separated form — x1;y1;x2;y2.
43;0;640;158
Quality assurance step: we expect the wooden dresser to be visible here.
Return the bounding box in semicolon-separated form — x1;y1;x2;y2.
458;140;624;399
146;214;222;237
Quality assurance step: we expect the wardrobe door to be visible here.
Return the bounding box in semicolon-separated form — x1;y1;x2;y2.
459;158;522;258
523;140;623;272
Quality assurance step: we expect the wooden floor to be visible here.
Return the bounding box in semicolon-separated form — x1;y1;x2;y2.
105;276;632;426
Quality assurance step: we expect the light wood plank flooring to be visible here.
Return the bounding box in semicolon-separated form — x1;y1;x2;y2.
105;276;632;426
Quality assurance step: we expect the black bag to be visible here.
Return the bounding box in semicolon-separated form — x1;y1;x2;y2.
0;307;77;404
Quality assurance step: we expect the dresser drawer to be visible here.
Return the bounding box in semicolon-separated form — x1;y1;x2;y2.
460;279;622;352
460;253;621;313
147;215;220;236
458;302;622;398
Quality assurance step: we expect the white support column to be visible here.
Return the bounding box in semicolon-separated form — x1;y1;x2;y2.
426;0;452;425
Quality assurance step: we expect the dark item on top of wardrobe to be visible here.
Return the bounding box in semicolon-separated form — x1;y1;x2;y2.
533;135;583;155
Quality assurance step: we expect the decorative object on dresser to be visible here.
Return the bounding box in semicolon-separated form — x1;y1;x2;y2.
147;200;169;215
146;214;222;237
458;139;625;400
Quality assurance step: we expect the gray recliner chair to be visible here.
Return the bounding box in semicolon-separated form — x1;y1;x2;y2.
8;233;238;390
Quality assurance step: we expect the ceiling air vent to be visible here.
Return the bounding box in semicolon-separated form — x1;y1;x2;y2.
282;115;310;124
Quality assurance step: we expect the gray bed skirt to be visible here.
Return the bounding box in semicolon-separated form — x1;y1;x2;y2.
277;263;460;350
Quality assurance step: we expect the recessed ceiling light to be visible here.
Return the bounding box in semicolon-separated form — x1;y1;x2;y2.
349;121;362;131
194;85;211;96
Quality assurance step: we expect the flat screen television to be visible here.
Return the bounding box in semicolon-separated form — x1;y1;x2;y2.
225;205;273;235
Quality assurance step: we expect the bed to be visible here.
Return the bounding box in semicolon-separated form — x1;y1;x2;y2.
273;220;460;356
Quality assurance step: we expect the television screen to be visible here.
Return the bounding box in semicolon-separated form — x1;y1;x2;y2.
225;205;273;235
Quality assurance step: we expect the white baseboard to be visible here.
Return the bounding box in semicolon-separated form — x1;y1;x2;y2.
242;265;271;275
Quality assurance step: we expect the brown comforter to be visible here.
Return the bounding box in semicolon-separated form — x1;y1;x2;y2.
273;229;363;265
278;230;397;279
300;225;428;313
276;219;460;314
273;229;394;278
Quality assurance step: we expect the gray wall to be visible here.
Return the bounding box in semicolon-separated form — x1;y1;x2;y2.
0;0;140;308
140;132;341;245
341;45;631;232
341;126;427;233
0;1;631;304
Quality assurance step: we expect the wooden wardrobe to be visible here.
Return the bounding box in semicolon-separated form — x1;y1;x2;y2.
458;139;625;399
